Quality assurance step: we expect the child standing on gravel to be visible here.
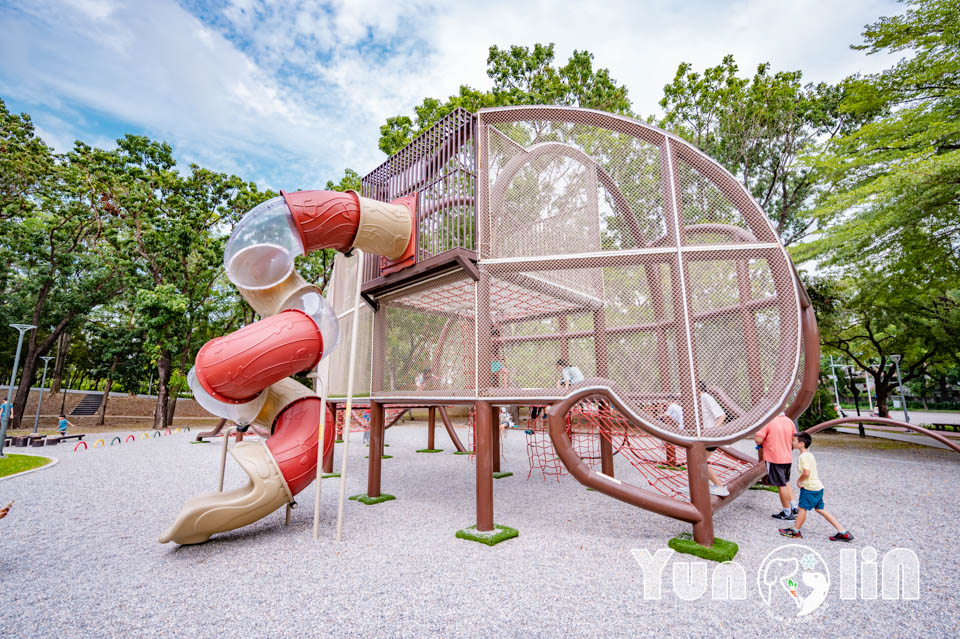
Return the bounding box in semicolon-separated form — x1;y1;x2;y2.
778;432;854;541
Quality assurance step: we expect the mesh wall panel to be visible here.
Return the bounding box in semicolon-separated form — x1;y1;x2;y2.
486;119;667;257
374;273;476;397
328;253;374;397
477;106;802;443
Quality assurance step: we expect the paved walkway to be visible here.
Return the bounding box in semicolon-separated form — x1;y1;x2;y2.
835;427;958;450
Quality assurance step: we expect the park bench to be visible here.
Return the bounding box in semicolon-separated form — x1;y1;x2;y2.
11;434;46;447
57;434;85;443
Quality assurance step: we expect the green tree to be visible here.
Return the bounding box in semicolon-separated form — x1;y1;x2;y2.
0;109;124;429
798;0;959;276
379;43;631;156
660;55;855;245
809;272;948;417
91;136;271;428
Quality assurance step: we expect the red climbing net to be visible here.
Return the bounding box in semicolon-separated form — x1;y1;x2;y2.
467;398;755;498
575;398;754;502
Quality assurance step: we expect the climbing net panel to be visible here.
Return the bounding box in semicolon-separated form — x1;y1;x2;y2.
573;397;755;501
466;406;601;480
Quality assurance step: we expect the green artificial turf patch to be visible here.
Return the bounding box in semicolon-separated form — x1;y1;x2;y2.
453;451;475;455
655;464;686;471
749;483;779;493
668;532;739;562
0;454;51;478
321;473;340;479
492;471;513;479
416;448;444;453
348;493;396;505
363;455;393;459
456;524;519;546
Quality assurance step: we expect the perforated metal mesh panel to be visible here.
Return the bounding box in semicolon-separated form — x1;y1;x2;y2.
477;106;802;443
328;253;373;397
373;273;477;396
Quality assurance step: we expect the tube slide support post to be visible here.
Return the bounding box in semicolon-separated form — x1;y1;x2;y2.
217;427;234;492
475;400;494;532
686;443;714;547
427;406;436;450
367;401;384;498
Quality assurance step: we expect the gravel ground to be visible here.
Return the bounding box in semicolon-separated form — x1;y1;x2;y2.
1;424;957;638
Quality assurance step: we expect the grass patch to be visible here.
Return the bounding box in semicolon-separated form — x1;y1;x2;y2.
188;440;210;445
321;473;340;479
586;487;597;491
656;464;686;471
363;455;393;459
668;532;739;562
348;493;396;505
453;451;475;455
0;454;51;478
749;483;779;493
416;448;444;453
492;471;513;479
456;524;519;546
334;439;344;443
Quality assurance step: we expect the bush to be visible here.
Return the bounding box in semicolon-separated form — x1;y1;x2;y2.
797;386;839;431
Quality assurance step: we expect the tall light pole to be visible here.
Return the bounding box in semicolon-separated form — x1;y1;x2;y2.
1;324;37;457
828;356;844;415
32;356;54;434
891;354;910;423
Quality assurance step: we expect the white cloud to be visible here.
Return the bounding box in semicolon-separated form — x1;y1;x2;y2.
0;0;905;191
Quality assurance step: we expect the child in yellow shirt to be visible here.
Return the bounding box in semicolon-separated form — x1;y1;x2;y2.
778;432;853;541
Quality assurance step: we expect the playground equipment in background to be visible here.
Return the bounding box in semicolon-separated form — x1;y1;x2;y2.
160;105;959;549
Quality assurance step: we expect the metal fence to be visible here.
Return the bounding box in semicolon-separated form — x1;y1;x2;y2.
360;107;477;282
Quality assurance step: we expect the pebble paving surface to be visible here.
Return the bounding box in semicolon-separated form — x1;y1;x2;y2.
1;425;957;638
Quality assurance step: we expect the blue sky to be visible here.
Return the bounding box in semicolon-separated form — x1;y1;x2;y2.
0;0;902;192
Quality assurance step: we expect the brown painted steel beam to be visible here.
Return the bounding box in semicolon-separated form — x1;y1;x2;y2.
438;406;467;452
367;401;383;498
475;400;494;531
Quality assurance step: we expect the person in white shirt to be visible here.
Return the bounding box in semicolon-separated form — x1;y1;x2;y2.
556;359;585;388
662;382;730;497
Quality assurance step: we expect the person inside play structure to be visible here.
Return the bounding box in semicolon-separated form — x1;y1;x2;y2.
415;367;439;392
662;381;731;497
555;358;585;388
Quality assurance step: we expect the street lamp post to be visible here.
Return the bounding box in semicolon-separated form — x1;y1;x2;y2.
32;356;54;434
1;324;37;457
891;355;910;424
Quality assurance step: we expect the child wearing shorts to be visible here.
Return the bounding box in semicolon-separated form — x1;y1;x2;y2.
778;431;853;541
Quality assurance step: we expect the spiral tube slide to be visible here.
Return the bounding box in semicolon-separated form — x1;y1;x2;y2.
160;189;416;544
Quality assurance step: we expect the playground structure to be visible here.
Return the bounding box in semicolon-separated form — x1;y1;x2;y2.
160;105;957;548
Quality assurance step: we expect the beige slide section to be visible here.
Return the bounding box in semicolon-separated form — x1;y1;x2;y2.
351;191;413;260
159;441;292;545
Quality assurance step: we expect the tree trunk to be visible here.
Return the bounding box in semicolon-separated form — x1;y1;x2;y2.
154;352;173;430
50;331;71;395
97;356;119;425
166;336;193;425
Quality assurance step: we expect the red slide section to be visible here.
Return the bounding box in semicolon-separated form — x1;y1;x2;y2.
267;398;336;496
282;189;361;253
195;310;323;403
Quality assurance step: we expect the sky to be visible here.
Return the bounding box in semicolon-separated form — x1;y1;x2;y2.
0;0;904;191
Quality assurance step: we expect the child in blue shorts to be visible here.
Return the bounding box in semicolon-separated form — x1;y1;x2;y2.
778;431;853;541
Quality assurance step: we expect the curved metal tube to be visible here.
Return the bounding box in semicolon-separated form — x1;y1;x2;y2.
806;416;960;455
